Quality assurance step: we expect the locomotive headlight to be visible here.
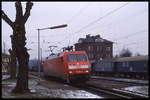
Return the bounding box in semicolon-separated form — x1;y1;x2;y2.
69;65;77;69
80;65;88;68
85;70;89;72
69;71;73;74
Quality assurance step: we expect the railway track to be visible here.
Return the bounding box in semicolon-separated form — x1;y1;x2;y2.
70;83;148;98
29;72;148;98
91;76;148;85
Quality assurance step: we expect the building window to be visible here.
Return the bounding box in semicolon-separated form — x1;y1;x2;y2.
89;53;94;59
97;46;99;51
91;54;94;59
99;46;101;51
97;54;99;59
106;47;111;51
91;46;93;51
88;45;94;51
106;54;111;58
88;46;91;51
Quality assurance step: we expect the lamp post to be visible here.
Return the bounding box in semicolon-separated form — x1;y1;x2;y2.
37;24;67;78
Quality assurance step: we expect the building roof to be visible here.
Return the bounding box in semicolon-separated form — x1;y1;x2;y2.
77;34;113;44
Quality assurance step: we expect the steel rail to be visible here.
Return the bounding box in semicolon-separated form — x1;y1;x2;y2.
85;84;148;98
91;76;148;85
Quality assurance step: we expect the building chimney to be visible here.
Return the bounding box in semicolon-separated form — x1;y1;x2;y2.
86;34;90;39
95;35;100;39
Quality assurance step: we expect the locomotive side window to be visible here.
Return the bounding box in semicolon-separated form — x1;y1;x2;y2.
61;57;63;63
67;54;87;62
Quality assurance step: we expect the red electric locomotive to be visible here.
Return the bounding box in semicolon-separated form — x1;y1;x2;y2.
43;51;90;83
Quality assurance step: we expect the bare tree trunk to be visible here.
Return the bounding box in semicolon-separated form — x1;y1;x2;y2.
12;24;30;93
2;1;33;94
8;49;16;79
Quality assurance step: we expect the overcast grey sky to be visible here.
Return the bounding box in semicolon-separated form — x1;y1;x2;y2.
2;2;148;60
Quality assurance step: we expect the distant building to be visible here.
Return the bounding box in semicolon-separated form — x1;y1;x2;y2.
74;34;113;63
2;53;10;74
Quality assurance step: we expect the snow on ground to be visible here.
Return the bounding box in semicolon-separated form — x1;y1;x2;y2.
2;81;16;87
92;76;149;98
2;78;103;98
121;86;148;96
39;88;103;98
36;87;103;98
112;78;148;84
2;74;10;80
29;79;103;98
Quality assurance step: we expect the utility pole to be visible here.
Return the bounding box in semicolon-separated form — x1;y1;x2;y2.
3;41;6;54
38;29;40;77
37;24;67;79
40;48;42;64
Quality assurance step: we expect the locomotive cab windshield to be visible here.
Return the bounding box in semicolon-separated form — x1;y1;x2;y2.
66;52;89;72
67;54;87;62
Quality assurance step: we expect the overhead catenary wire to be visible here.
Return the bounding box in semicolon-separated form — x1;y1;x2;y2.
66;3;90;24
70;28;147;47
2;2;138;49
113;29;147;56
54;2;130;44
72;2;129;34
113;41;148;55
110;29;147;48
3;2;148;58
113;37;148;55
114;29;147;41
114;40;147;46
66;3;90;47
85;8;148;33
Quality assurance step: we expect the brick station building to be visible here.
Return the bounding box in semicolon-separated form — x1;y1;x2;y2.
74;34;113;63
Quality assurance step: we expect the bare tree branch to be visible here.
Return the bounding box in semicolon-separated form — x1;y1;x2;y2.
23;1;33;23
1;10;14;28
15;1;23;22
